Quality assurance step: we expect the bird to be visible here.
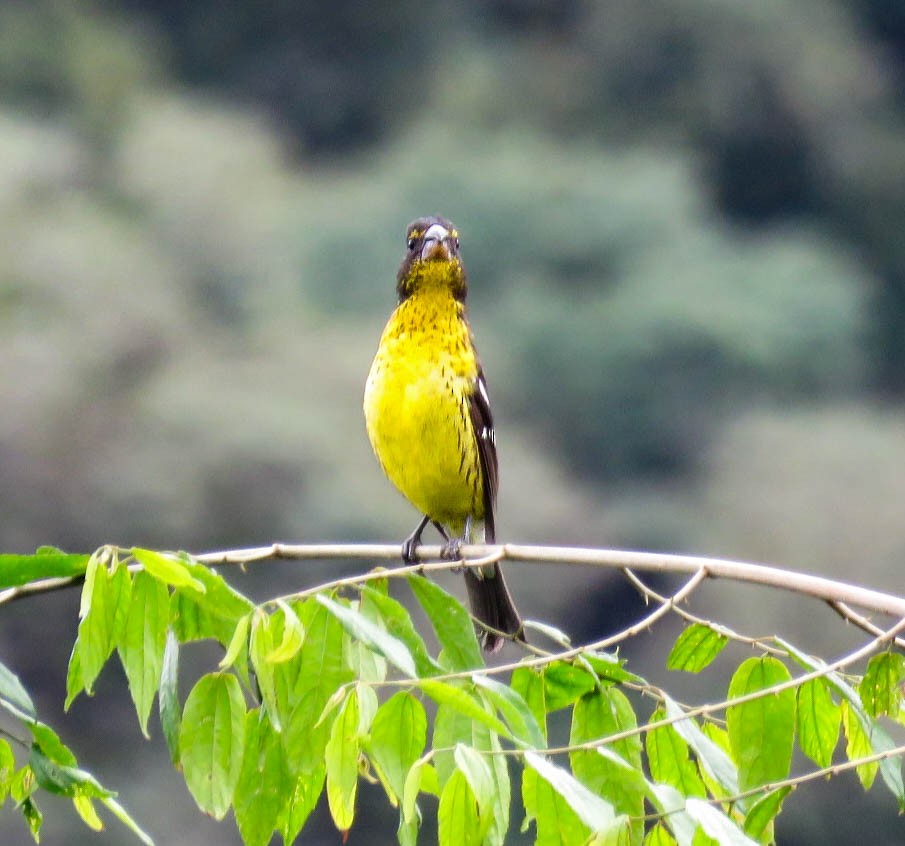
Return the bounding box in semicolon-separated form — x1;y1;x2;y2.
364;215;524;652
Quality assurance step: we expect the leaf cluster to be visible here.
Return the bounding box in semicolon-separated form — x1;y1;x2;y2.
0;548;903;845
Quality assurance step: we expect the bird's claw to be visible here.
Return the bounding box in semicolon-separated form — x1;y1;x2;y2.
440;537;463;561
401;537;420;564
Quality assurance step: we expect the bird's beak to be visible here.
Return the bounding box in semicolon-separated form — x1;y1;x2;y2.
420;223;453;262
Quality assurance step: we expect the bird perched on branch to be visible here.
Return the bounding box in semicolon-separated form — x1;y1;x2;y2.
364;215;524;652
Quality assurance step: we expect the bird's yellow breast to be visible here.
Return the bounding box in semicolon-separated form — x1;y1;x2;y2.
364;286;484;529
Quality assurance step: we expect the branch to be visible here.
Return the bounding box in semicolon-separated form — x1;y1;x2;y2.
623;569;788;657
827;599;905;649
371;568;710;692
5;543;905;626
706;742;905;809
540;614;905;757
195;542;905;619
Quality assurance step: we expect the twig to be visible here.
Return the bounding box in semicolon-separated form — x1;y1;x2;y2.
623;569;787;657
371;568;710;690
539;614;905;756
710;742;905;808
3;543;905;623
827;599;905;650
195;542;905;619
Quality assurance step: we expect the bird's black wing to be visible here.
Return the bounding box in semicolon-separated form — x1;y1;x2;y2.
468;366;498;543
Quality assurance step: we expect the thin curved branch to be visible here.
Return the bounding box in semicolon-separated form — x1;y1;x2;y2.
827;599;905;650
540;614;905;757
194;542;905;620
623;569;787;657
4;543;905;626
636;742;905;826
372;568;710;691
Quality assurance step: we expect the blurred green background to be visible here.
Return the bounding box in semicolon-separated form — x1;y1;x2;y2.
1;0;904;842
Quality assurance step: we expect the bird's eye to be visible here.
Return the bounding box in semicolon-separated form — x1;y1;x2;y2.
407;237;416;250
455;238;460;249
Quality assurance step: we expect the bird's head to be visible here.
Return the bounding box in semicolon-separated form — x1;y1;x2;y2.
396;215;467;301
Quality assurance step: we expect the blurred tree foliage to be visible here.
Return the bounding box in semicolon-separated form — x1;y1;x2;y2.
0;0;898;522
101;0;905;392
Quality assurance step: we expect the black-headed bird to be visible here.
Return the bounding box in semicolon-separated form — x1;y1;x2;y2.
364;216;524;652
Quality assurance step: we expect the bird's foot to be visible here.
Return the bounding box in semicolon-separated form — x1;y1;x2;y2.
440;537;464;562
402;515;430;564
401;536;422;564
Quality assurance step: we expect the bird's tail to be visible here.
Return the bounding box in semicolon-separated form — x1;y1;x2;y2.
464;563;525;653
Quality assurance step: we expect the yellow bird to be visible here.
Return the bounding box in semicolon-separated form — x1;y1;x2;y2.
364;216;524;652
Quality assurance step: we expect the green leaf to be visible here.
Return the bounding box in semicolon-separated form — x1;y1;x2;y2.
781;639;903;806
75;555;122;695
644;823;679;846
0;551;89;589
65;643;84;711
525;751;620;834
743;785;791;841
453;744;495;841
484;732;511;846
511;666;548;743
589;820;635;846
250;610;282;732
168;558;255;646
118;571;169;737
439;769;482;846
646;707;707;799
356;682;378;736
0;658;36;720
663;695;739;796
21;796;42;843
109;561;133;647
234;710;292;846
796;678;840;768
325;688;360;833
432;700;511;845
473;674;546;749
277;765;325;845
29;723;77;766
522;764;591;845
29;747;112;800
726;657;795;792
179;672;246;819
159;630;181;766
402;756;432;825
570;688;644;844
281;598;354;776
581;651;644;685
398;809;419;846
367;692;428;803
266;601;305;664
317;594;416;678
10;763;36;803
72;794;103;831
841;699;878;789
219;612;251;671
78;548;106;619
684;798;759;846
343;592;387;684
132;548;205;592
543;661;597;711
0;739;15;804
860;652;905;719
359;585;441;677
419;680;511;740
407;575;483;671
99;796;155;846
667;625;728;673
